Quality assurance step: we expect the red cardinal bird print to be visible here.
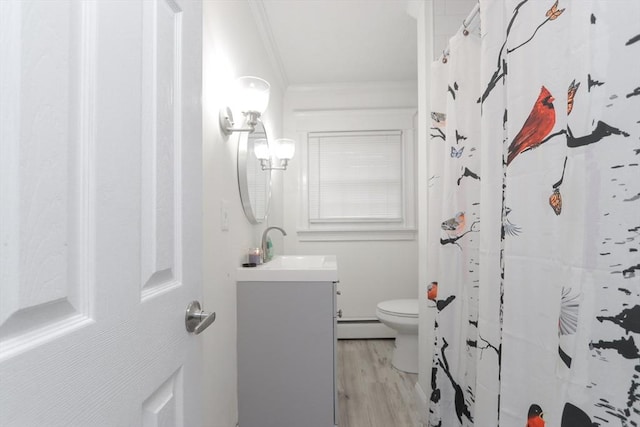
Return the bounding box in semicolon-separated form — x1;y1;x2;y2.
507;86;556;166
527;404;545;427
427;282;438;301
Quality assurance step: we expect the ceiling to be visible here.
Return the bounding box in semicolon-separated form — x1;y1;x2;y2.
256;0;419;86
251;0;478;87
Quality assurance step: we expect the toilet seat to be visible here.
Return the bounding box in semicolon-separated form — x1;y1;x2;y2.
377;299;418;318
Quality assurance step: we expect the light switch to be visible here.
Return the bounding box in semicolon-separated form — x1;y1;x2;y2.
221;199;229;231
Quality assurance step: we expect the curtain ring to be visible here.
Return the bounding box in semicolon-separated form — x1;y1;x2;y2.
462;20;469;36
442;50;448;63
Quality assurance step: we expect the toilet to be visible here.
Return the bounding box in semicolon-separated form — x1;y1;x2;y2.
376;299;419;374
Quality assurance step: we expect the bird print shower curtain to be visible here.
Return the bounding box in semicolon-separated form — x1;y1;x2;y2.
426;1;639;426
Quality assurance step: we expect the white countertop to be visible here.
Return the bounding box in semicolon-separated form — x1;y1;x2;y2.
236;255;339;282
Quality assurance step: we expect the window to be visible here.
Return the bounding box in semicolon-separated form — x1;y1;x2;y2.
308;131;403;222
300;128;416;241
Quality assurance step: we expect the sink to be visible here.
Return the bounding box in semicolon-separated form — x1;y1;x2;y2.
262;255;335;269
237;255;338;282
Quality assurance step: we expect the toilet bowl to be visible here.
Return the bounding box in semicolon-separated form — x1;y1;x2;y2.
376;299;419;374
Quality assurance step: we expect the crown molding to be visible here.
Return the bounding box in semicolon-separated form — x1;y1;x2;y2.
248;0;289;90
286;80;418;94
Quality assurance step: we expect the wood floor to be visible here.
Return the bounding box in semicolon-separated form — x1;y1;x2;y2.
337;339;421;427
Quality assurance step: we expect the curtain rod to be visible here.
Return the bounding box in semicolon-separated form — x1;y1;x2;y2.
462;2;480;30
441;2;480;62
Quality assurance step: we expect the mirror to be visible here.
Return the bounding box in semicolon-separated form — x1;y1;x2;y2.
238;121;271;224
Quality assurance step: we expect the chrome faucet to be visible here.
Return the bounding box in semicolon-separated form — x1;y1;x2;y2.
261;226;287;263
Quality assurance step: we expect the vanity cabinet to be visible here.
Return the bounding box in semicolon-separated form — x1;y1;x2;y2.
237;279;338;427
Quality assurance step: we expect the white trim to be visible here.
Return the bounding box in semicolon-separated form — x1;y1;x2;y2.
247;0;289;89
293;107;417;131
417;3;435;422
295;107;417;240
297;228;416;242
287;80;418;95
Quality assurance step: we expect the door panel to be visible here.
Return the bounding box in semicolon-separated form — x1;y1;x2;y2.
142;368;184;427
141;0;182;298
0;0;203;425
0;0;93;364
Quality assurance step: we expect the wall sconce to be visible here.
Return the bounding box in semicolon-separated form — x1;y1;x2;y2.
254;138;296;171
219;76;270;135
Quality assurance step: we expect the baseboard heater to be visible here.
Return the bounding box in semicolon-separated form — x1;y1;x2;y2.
337;318;395;339
338;318;378;324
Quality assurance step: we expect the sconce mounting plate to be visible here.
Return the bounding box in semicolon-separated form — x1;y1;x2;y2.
219;106;235;135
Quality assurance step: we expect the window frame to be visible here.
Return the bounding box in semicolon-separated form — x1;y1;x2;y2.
295;108;417;241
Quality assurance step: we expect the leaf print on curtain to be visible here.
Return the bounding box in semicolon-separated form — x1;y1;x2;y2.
425;1;640;426
427;28;481;427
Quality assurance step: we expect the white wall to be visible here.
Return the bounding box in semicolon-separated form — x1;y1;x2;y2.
282;83;419;329
202;2;285;425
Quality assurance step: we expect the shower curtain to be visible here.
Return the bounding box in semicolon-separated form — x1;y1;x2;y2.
427;1;640;426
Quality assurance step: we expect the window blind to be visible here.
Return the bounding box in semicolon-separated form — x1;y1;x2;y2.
308;131;403;222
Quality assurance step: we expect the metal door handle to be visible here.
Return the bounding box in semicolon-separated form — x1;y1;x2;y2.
185;300;216;334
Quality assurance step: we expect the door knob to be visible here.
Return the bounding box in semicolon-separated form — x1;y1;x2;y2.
185;300;216;334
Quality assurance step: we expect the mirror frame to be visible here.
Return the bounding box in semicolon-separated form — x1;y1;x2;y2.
237;121;271;224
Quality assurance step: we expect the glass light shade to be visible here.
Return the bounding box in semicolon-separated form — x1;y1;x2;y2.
233;76;270;114
273;138;296;160
253;138;270;160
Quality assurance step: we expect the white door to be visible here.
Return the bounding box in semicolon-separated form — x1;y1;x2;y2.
0;0;206;425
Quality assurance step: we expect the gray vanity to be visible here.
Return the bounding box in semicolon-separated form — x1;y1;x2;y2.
237;256;339;427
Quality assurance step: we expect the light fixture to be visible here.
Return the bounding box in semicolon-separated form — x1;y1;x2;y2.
254;138;296;171
219;76;270;135
253;138;270;161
